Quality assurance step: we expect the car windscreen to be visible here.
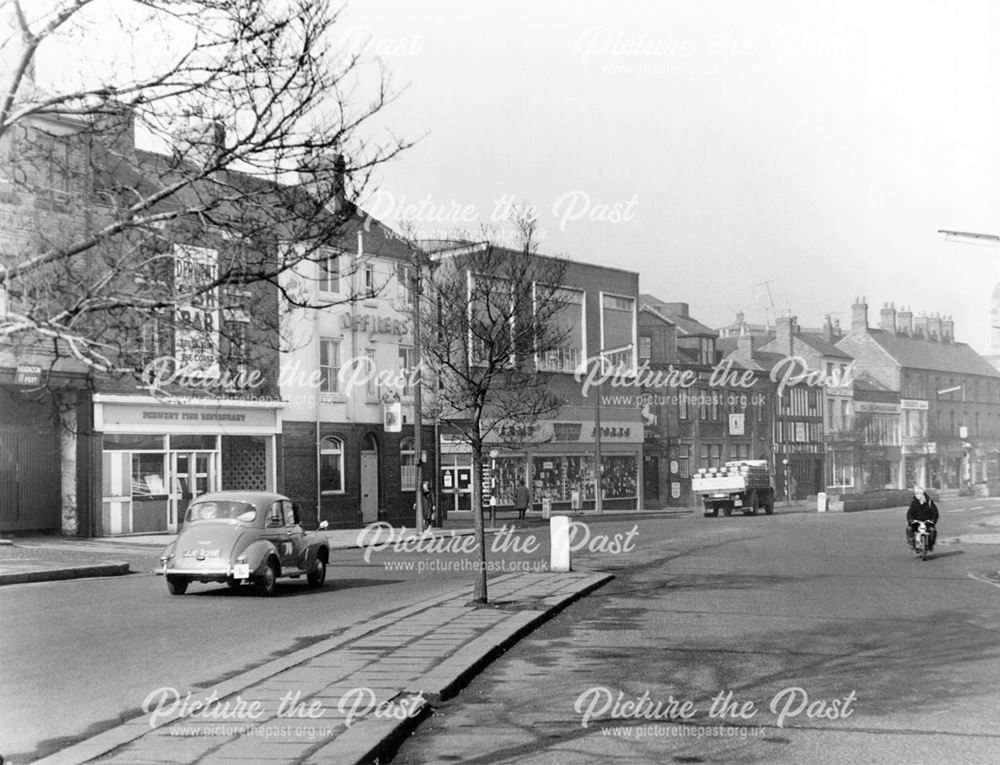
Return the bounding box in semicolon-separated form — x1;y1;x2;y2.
185;501;257;523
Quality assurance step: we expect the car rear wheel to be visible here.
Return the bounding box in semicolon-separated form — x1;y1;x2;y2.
254;560;278;597
166;576;188;596
307;555;327;588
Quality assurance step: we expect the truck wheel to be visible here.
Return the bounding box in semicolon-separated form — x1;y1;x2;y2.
722;503;732;517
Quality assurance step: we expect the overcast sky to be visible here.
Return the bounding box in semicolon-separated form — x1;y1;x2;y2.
337;0;1000;353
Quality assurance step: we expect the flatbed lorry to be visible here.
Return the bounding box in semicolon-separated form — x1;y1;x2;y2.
691;459;775;517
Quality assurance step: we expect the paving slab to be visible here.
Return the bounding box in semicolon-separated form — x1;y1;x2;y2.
32;571;612;765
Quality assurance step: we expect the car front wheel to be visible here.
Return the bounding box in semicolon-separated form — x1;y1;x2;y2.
166;576;188;596
254;560;278;597
307;556;327;588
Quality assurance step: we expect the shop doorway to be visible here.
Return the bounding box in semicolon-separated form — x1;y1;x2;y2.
171;450;219;532
643;453;660;506
360;434;379;523
439;464;473;514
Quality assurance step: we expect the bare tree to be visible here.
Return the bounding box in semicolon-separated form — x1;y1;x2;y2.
418;210;571;603
0;0;411;384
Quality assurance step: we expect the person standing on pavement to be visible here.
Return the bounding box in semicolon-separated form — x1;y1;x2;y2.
513;481;531;521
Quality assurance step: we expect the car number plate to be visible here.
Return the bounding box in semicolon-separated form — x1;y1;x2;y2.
233;564;250;579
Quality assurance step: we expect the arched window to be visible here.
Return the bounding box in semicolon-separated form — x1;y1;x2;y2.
400;436;416;491
320;436;344;494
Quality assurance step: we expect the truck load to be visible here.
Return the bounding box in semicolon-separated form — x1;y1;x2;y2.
691;460;775;517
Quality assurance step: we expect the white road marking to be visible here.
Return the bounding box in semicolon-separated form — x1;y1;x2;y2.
968;572;1000;590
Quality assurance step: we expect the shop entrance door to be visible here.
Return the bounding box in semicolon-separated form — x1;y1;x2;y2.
439;466;472;514
171;451;218;532
643;454;659;507
361;450;379;523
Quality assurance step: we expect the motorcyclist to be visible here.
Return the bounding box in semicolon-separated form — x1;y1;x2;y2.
906;485;939;551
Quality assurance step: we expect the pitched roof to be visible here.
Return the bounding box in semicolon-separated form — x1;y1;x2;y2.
847;329;1000;378
796;332;853;360
639;295;716;336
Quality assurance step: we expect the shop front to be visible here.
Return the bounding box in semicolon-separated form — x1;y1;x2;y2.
92;395;281;535
487;412;643;512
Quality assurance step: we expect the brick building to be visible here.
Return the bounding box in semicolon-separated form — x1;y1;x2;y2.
278;207;436;529
639;298;773;507
427;245;642;514
836;298;1000;492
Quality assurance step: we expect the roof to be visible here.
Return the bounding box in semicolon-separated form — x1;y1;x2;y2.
640;295;716;337
795;332;853;360
846;329;1000;378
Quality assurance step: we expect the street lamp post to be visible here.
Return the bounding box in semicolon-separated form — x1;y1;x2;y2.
412;251;426;533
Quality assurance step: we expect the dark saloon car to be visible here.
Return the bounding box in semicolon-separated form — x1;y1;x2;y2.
158;491;329;596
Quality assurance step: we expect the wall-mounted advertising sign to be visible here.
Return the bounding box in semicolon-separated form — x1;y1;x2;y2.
174;244;220;379
14;365;42;385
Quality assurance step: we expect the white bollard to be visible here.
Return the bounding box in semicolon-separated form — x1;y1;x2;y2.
817;491;827;512
550;514;571;572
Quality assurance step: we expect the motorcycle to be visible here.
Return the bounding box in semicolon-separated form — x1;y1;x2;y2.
910;519;935;560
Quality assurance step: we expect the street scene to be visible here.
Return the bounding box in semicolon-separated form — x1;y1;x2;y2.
4;497;1000;763
3;0;1000;763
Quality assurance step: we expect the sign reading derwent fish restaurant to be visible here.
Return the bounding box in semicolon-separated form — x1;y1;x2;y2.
94;400;280;434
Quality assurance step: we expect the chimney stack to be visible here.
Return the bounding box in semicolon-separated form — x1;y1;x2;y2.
897;306;913;336
775;313;797;356
879;302;897;332
851;297;869;332
927;313;943;342
736;333;755;363
942;315;954;343
823;314;836;342
914;312;929;339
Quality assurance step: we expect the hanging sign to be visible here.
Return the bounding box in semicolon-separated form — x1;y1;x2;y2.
383;401;402;432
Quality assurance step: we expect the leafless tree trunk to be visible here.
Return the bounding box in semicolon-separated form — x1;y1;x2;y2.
418;209;571;603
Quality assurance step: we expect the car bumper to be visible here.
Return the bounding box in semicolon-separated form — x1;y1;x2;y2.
157;563;250;580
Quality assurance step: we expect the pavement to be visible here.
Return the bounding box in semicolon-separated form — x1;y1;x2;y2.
13;562;611;765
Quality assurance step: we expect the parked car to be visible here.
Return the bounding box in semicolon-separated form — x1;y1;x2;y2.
158;491;329;596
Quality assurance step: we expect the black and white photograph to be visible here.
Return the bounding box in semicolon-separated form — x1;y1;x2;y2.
2;1;1000;762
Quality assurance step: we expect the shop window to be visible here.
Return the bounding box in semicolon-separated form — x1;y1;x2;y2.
320;338;341;393
531;455;595;504
601;455;637;499
320;436;344;493
400;437;416;491
494;456;526;504
132;453;166;498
